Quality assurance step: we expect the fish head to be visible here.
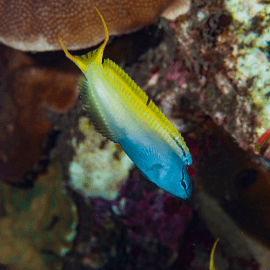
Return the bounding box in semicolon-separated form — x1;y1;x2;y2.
148;161;193;200
166;163;193;199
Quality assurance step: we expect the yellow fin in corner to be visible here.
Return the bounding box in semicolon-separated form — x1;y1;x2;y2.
210;238;220;270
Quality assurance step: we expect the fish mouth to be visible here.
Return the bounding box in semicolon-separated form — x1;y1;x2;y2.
182;180;193;200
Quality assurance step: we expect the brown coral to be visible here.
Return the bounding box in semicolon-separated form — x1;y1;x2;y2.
0;0;190;52
161;0;191;20
0;44;79;182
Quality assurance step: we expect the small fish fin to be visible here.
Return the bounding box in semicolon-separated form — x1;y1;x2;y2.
210;238;220;270
78;76;119;143
135;145;166;171
135;146;171;183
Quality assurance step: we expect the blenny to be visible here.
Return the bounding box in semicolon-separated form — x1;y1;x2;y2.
59;8;193;199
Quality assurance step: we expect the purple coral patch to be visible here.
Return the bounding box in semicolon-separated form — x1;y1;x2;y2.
93;178;193;251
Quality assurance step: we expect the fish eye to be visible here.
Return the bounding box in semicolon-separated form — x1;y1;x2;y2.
181;180;187;190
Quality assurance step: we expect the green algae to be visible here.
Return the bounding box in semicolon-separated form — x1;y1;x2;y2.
0;164;78;270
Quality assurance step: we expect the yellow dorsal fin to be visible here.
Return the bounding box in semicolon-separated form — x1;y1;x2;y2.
210;238;220;270
102;58;191;164
59;7;109;72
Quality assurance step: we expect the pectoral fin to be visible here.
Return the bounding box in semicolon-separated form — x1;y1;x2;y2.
134;145;167;171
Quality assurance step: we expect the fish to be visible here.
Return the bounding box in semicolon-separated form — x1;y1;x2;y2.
210;238;220;270
59;7;193;199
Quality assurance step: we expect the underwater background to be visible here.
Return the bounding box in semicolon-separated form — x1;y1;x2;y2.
0;0;270;269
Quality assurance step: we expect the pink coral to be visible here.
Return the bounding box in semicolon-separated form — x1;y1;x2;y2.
161;61;189;87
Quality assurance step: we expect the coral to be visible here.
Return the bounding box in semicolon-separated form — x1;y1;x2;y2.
161;0;191;20
0;0;190;52
161;61;189;88
225;0;270;137
74;212;122;269
69;116;134;200
149;0;270;159
74;177;192;268
0;164;78;270
70;175;192;269
0;44;79;182
94;178;193;251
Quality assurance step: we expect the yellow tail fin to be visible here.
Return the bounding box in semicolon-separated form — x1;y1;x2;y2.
59;7;109;72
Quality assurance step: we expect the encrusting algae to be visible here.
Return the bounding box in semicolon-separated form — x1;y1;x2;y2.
69;116;134;200
0;164;78;270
